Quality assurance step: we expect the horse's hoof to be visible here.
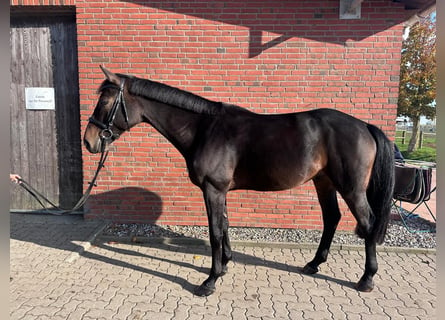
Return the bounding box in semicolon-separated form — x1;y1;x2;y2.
194;283;216;297
302;263;319;275
354;279;374;292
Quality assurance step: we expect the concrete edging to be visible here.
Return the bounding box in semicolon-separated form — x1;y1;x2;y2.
93;234;436;255
65;222;109;263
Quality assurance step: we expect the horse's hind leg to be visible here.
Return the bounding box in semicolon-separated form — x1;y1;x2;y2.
303;174;341;274
304;175;378;292
355;238;377;292
342;191;377;292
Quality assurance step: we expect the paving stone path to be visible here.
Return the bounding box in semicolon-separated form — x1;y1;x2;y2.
10;213;435;319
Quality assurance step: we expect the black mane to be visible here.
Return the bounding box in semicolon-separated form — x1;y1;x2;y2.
128;76;225;115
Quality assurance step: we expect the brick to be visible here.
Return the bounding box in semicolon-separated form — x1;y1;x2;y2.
12;0;407;229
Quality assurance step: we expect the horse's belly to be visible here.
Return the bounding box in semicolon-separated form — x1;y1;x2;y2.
233;168;309;192
232;150;325;191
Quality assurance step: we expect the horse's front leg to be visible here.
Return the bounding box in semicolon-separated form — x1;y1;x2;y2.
221;200;232;275
194;183;227;296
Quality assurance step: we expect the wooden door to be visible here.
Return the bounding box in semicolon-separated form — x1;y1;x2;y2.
10;12;83;210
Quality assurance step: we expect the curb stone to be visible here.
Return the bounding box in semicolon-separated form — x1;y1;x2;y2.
93;235;436;254
65;221;109;263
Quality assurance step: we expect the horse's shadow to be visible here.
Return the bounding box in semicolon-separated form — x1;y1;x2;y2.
89;238;357;294
10;186;356;295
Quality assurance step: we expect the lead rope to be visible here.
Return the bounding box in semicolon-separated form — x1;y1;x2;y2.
15;79;128;215
14;144;109;215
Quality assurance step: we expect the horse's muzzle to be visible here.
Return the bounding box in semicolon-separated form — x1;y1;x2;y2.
84;123;103;154
84;137;101;154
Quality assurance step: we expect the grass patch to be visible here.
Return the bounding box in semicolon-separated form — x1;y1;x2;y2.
395;130;436;162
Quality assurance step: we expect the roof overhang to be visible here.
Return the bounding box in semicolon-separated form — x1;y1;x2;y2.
393;0;436;26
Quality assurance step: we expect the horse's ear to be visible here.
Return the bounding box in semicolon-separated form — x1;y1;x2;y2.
100;65;121;86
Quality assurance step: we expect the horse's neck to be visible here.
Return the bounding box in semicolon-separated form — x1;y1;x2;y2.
140;98;205;155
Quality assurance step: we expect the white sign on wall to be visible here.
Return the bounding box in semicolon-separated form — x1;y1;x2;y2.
339;0;362;20
25;87;55;110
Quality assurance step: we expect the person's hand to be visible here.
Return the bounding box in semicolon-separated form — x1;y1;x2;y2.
10;174;22;184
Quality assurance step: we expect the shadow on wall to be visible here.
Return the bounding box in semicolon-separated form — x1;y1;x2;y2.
121;0;409;57
86;187;163;223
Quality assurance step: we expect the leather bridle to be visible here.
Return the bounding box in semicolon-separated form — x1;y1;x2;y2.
88;78;130;143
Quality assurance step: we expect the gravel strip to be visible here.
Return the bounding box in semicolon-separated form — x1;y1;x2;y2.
102;209;436;249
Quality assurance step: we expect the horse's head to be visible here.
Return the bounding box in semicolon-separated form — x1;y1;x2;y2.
84;66;134;153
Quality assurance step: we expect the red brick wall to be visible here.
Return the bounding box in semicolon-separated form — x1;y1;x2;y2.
11;0;75;5
12;0;412;231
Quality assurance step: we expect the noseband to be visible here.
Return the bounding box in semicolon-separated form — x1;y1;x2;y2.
89;78;130;142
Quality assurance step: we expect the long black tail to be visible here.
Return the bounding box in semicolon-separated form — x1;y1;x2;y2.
366;124;395;244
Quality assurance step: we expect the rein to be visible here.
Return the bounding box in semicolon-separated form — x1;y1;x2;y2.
16;145;109;215
15;79;130;215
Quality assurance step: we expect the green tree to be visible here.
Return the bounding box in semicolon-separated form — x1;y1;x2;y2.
398;15;436;153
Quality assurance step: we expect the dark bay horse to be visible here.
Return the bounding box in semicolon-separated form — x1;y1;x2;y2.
84;66;394;296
